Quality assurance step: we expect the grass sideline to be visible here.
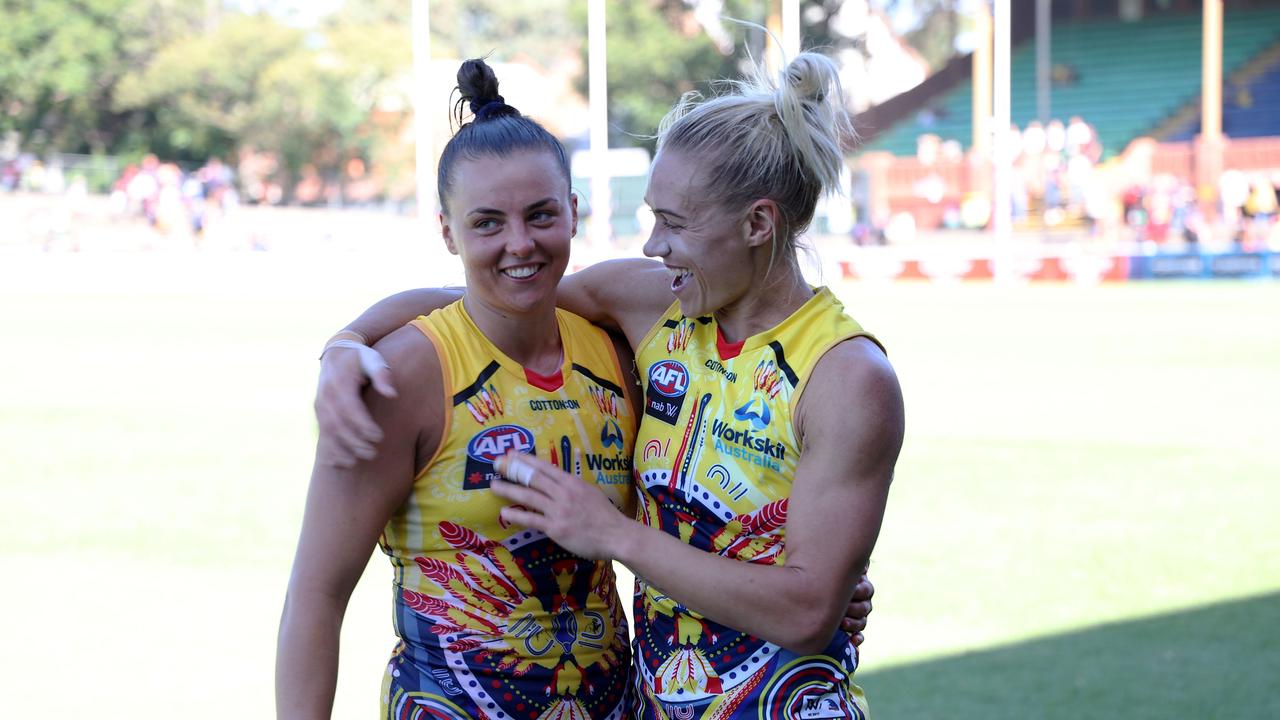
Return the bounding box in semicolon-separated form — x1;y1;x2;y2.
2;254;1277;718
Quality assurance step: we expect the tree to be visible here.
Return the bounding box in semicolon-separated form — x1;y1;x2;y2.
426;0;579;64
0;0;206;155
114;8;412;200
113;13;306;163
568;0;769;152
876;0;967;70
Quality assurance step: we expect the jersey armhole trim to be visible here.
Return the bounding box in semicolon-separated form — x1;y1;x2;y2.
600;327;639;437
409;316;452;481
789;332;884;422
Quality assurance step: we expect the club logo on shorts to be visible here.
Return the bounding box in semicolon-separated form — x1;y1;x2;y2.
464;424;535;489
644;360;690;425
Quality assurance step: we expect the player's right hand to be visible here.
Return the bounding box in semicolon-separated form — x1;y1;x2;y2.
315;342;398;467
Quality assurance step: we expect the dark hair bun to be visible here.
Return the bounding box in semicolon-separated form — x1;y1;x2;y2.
456;58;516;120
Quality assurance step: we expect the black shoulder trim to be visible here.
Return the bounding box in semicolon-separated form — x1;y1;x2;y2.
665;316;713;328
768;341;800;386
453;361;502;406
571;363;624;397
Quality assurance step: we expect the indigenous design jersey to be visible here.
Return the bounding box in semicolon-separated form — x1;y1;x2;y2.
380;300;637;720
630;287;879;720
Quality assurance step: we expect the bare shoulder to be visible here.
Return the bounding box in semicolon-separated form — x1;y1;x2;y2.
374;324;439;381
371;324;446;468
798;337;904;456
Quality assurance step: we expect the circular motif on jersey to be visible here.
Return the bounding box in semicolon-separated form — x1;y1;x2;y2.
648;360;690;398
391;691;474;720
465;424;535;463
759;657;861;720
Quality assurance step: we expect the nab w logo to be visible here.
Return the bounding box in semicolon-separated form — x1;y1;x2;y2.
648;360;689;398
466;425;535;463
798;692;848;719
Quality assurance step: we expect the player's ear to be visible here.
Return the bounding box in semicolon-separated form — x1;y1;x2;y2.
440;214;459;255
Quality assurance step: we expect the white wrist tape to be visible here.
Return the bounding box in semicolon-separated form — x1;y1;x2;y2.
322;339;390;377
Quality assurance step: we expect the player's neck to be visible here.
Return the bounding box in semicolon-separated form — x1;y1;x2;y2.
463;295;563;376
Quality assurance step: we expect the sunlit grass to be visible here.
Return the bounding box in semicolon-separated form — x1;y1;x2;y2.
2;254;1276;718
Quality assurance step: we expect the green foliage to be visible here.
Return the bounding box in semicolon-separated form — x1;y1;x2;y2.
579;0;877;151
111;10;411;189
2;0;412;195
428;0;578;63
882;0;969;70
0;0;206;154
114;13;306;160
571;0;754;151
0;0;956;195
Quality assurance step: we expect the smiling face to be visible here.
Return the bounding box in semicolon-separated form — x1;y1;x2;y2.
641;150;757;319
440;150;577;319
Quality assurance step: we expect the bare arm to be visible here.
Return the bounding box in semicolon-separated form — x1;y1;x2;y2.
318;259;673;467
277;328;441;719
493;337;903;654
315;289;460;467
555;259;676;347
342;288;464;346
340;259;672;349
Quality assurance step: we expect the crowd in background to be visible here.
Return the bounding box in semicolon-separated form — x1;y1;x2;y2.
1;151;250;250
5;138;1279;254
1007;116;1103;228
108;155;239;238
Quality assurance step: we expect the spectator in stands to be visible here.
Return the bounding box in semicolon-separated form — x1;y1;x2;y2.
0;159;19;192
1219;169;1250;247
1243;173;1278;251
1022;121;1047;199
1046;119;1067;157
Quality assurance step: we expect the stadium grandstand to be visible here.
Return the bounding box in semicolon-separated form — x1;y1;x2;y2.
849;0;1280;251
860;4;1280;157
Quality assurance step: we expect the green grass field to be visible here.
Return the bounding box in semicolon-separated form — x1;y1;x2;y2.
2;253;1277;718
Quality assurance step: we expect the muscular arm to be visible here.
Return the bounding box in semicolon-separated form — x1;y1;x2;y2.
340;259;672;349
319;259;673;467
277;328;441;719
495;337;903;654
341;288;464;345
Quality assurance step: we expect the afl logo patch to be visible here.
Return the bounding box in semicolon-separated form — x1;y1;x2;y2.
648;360;690;398
466;424;535;462
463;425;536;489
644;360;690;426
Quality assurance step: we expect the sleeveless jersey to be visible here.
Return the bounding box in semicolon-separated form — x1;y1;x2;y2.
379;300;637;720
629;287;879;720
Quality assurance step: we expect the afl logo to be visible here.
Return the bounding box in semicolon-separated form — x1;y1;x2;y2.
466;424;535;463
648;360;690;398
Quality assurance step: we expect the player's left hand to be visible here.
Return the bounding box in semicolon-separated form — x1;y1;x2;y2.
491;451;630;560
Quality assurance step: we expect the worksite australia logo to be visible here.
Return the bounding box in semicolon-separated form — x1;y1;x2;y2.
587;421;632;486
644;359;690;426
463;424;535;490
710;400;788;474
